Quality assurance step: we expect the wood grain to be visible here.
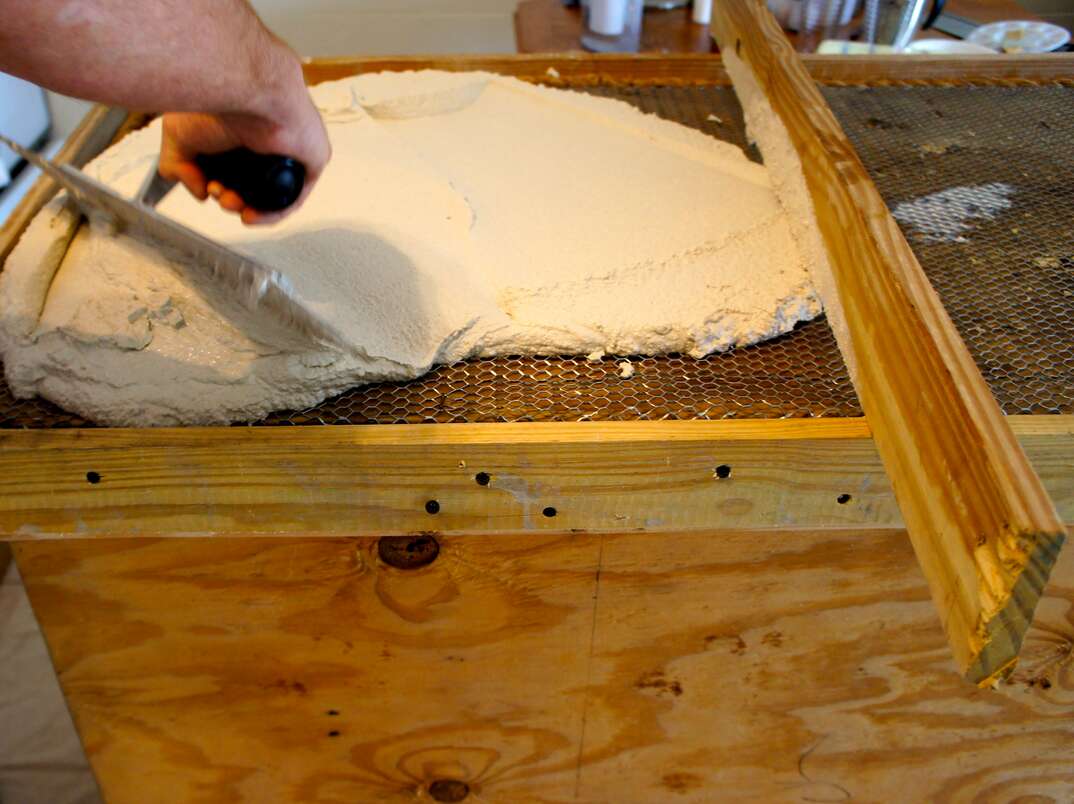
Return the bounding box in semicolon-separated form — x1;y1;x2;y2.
300;52;1074;89
711;0;1066;686
15;525;1073;802
302;52;734;87
0;418;1069;541
800;53;1074;85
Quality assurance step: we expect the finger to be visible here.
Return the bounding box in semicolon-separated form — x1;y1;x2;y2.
217;189;246;213
240;188;310;226
172;162;208;200
242;208;287;226
206;181;224;199
241;208;267;226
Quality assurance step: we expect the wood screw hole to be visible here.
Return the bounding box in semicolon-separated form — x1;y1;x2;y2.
543;506;557;518
425;499;440;514
475;472;490;486
326;710;339;716
327;730;340;737
86;471;101;484
428;779;470;802
377;535;440;570
837;493;852;504
714;464;731;479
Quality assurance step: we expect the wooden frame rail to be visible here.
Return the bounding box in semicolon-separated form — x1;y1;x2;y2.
711;0;1066;684
0;418;1070;541
301;52;1074;87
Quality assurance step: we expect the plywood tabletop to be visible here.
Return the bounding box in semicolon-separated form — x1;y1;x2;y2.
15;524;1073;802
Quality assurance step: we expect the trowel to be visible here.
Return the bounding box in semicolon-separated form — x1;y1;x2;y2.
0;133;347;349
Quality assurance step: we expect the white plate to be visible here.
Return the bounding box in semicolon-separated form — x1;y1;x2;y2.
903;38;998;55
967;20;1071;53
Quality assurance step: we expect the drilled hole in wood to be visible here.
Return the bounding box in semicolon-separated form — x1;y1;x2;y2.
837;493;852;504
543;506;557;518
428;779;470;802
86;471;101;484
425;499;441;514
326;710;339;716
475;472;490;486
377;535;440;570
327;730;340;738
714;464;732;479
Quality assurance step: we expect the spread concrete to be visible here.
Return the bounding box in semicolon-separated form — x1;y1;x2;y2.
0;71;821;425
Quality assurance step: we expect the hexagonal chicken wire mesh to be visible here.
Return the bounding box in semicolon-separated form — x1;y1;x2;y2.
1;81;1069;427
243;85;857;425
823;83;1074;416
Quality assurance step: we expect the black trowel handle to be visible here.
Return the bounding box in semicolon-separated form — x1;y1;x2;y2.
195;148;305;212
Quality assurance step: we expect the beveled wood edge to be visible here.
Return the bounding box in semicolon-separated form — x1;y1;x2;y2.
801;53;1074;84
2;415;877;447
301;52;1074;87
0;414;1070;450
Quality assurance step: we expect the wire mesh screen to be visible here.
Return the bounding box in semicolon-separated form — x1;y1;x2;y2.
2;80;1069;428
823;84;1074;415
257;85;858;426
0;84;861;428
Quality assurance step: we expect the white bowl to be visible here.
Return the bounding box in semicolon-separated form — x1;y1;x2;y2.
967;20;1071;53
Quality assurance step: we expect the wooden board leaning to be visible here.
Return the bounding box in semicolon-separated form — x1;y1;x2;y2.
712;0;1066;686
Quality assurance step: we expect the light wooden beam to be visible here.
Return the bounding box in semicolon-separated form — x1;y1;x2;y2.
301;52;1074;88
710;0;1066;685
0;418;1068;544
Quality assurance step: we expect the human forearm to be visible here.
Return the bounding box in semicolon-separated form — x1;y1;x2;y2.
0;0;301;119
0;0;330;224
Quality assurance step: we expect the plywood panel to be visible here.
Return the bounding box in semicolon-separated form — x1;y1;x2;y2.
16;525;1073;803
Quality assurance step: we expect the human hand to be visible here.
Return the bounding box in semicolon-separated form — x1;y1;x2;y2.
159;72;330;225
